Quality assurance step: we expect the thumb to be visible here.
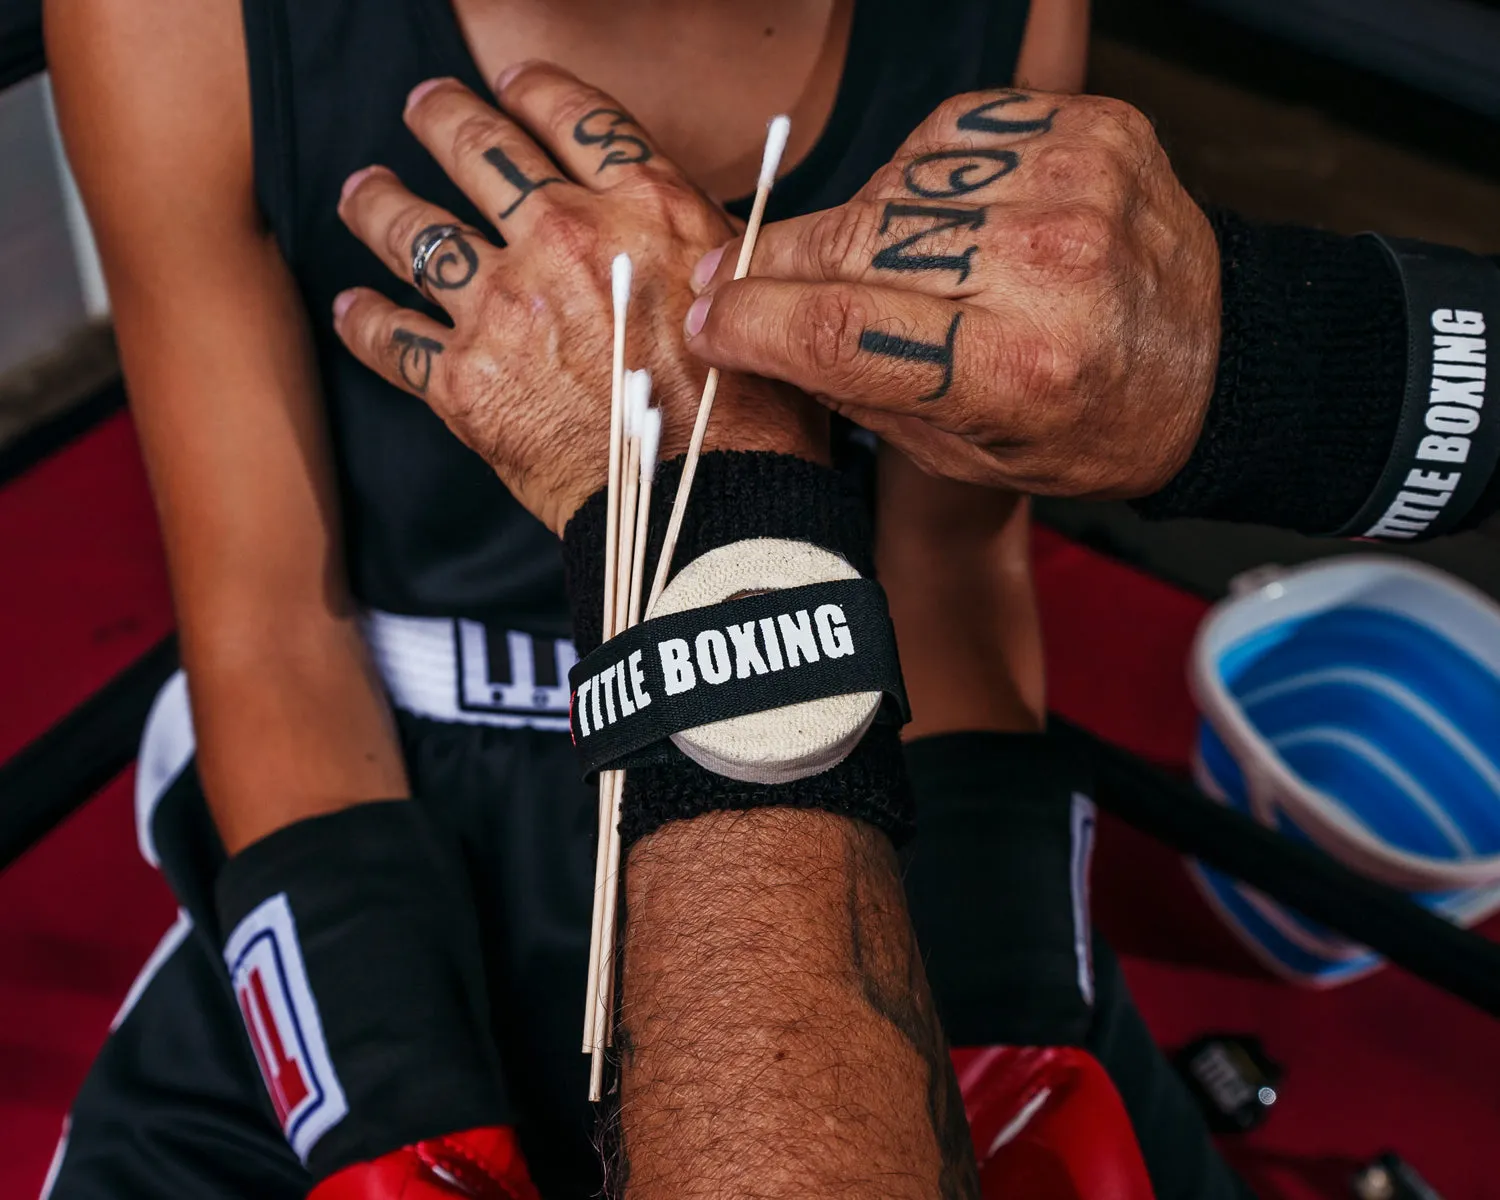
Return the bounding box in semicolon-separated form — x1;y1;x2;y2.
685;277;990;418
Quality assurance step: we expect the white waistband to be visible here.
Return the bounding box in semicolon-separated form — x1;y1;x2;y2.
361;609;576;733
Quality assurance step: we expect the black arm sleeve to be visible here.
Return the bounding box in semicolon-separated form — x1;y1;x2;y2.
1133;210;1500;536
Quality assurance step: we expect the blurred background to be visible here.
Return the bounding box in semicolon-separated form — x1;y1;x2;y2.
1;1;1497;1197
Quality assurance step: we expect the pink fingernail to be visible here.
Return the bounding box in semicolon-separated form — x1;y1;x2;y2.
340;166;378;206
684;294;712;339
496;59;541;94
405;77;447;114
332;289;358;323
690;246;726;294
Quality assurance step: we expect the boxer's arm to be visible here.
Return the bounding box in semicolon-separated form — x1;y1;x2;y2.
47;0;409;853
619;809;975;1199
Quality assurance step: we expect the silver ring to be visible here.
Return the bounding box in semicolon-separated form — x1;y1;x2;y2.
410;223;466;293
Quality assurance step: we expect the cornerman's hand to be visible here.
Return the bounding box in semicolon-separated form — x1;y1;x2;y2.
334;63;822;536
684;89;1220;499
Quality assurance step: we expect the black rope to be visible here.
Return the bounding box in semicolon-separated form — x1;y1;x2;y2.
0;635;176;870
1054;716;1500;1018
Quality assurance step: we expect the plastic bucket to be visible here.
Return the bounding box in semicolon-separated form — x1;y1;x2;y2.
1188;557;1500;985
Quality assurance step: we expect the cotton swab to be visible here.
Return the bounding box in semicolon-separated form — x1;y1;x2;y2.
598;402;661;1059
603;253;632;643
645;115;791;616
583;253;633;1052
588;371;656;1099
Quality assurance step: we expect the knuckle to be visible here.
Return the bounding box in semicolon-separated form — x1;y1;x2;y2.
450;112;502;164
805;204;878;278
792;287;866;380
531;202;597;265
386;203;432;264
1015;204;1119;278
1028;141;1098;195
1095;95;1154;144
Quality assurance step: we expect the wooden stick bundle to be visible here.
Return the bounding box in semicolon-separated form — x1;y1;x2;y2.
583;116;791;1100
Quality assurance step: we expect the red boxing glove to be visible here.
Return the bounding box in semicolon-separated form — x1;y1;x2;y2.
955;1045;1155;1200
309;1127;540;1200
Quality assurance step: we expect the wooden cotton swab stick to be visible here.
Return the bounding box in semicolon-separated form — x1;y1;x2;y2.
583;253;633;1052
599;401;662;1057
586;370;645;1055
589;371;656;1099
645;115;791;617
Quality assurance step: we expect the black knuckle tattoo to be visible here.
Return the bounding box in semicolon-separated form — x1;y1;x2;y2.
412;224;480;291
482;146;565;219
955;91;1059;138
858;311;962;402
572;107;654;172
903;149;1019;200
391;327;444;395
871;203;986;284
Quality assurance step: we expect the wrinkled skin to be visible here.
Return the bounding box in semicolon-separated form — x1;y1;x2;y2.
334;63;823;535
686;88;1221;500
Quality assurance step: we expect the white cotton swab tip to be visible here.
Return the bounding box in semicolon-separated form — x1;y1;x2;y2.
638;407;662;484
624;369;652;438
612;253;633;323
758;115;791;190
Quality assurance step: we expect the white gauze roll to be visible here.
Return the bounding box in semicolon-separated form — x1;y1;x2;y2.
651;538;882;784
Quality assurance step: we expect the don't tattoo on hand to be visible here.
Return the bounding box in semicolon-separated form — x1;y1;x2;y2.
685;89;1222;501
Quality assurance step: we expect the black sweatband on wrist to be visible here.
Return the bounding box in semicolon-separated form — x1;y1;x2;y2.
1138;211;1500;537
214;800;507;1180
901;732;1097;1047
1131;213;1394;533
567;577;909;777
1330;235;1500;540
562;450;914;847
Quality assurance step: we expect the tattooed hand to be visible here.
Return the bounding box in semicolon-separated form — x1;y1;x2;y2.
333;64;823;535
683;89;1220;499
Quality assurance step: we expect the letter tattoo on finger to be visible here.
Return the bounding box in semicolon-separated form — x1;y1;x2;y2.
872;204;986;283
903;149;1018;199
412;225;480;291
483;147;565;219
573;108;654;172
859;312;962;402
956;92;1059;137
392;328;444;394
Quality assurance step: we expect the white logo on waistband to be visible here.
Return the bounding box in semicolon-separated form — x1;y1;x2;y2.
456;621;577;716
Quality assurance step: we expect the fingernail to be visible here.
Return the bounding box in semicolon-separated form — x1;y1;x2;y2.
496;59;541;94
332;289;358;323
405;77;447;115
684;294;712;339
690;245;726;294
340;166;378;206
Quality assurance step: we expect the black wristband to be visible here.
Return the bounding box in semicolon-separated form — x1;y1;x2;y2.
1330;235;1500;540
1138;212;1500;537
214;800;507;1180
561;451;914;847
568;577;910;777
1136;211;1406;533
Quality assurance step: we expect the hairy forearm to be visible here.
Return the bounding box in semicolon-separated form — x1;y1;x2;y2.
615;808;978;1199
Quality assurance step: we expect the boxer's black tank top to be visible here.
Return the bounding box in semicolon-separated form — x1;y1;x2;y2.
242;0;1031;635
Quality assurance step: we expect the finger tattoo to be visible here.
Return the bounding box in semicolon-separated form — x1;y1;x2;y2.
858;312;962;403
872;204;986;283
412;224;480;291
956;92;1059;137
572;108;654;172
903;149;1018;199
483;147;565;219
392;328;444;394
